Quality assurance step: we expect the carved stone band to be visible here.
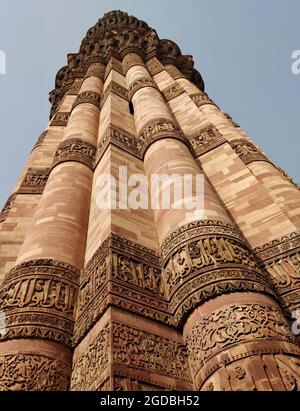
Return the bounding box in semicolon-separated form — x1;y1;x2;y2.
71;322;192;391
253;232;300;315
162;82;185;102
137;118;186;157
187;125;226;158
19;168;50;195
101;81;129;108
190;92;216;108
0;259;80;346
186;302;300;387
128;77;158;100
72;91;101;110
52;138;96;171
229;139;270;165
50;112;70;127
0;193;17;223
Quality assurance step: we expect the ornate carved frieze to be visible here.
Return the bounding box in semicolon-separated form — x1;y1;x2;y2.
229;139;270;165
137;118;186;156
165;65;185;80
162;82;185;102
101;81;129;107
71;325;110;391
32;131;48;151
0;352;71;391
74;234;167;345
160;220;274;325
50;112;70;127
186;302;300;386
0;193;17;223
190;92;215;108
52;138;96;170
0;259;80;346
112;322;191;384
146;58;165;77
104;57;124;81
187;125;226;157
85;62;105;80
253;232;300;314
19;168;50;194
128;77;158;100
223;112;240;128
97;124;140;162
72;91;101;110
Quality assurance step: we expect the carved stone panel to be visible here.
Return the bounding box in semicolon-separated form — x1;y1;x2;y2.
50;112;70;127
101;81;128;107
162;82;185;102
129;77;158;100
52;138;96;170
190;92;216;108
72;91;101;110
229;139;270;165
19;168;50;194
188;125;226;157
0;259;80;346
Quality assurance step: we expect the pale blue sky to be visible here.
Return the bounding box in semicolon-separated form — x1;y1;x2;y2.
0;0;299;209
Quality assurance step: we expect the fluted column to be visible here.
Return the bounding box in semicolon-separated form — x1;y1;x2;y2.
124;53;300;391
0;62;104;391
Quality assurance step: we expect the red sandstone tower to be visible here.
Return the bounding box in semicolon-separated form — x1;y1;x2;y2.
0;10;300;391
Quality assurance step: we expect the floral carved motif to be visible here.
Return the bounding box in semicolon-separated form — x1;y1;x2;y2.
52;138;96;170
19;168;50;194
0;353;71;391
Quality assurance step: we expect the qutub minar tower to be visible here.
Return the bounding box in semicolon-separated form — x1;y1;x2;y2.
0;10;300;391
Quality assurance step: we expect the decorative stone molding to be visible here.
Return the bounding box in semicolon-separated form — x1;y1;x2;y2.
253;232;300;315
52;138;96;170
0;352;71;391
186;302;300;388
101;81;128;107
50;112;70;127
0;193;17;223
137;118;186;156
71;321;192;391
71;325;110;391
187;125;226;157
19;168;50;195
128;77;158;100
162;82;185;102
0;259;80;346
72;91;101;110
146;58;165;76
190;92;216;108
229;139;270;165
223;112;240;128
32;131;48;151
104;57;124;81
97;124;140;162
85;62;105;80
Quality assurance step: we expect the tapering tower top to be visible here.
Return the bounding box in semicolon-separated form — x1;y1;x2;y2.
49;10;204;118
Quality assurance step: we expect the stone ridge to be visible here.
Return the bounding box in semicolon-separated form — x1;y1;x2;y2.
49;10;205;118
